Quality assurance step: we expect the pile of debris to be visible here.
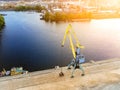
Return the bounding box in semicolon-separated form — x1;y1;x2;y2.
0;67;28;77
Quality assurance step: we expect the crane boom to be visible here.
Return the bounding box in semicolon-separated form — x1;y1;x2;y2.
61;24;84;59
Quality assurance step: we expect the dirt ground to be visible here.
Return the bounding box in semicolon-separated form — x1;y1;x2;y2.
0;58;120;90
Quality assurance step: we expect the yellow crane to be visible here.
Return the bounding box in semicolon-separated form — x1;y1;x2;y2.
61;24;85;78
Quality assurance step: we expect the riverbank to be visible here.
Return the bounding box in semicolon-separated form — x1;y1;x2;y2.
0;58;120;90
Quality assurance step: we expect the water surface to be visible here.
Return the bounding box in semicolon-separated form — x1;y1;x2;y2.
0;11;120;71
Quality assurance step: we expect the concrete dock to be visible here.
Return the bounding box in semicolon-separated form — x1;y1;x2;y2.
0;58;120;90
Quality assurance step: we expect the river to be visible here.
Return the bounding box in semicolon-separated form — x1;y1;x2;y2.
0;11;120;71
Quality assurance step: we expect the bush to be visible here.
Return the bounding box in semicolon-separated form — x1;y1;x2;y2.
43;12;50;22
0;15;5;30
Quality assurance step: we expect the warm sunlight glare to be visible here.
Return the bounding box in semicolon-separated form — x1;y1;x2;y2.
91;19;120;30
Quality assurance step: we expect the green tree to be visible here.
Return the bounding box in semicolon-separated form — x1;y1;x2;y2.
0;15;5;31
14;5;46;12
44;12;50;22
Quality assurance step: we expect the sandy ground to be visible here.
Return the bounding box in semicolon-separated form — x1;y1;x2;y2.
0;58;120;90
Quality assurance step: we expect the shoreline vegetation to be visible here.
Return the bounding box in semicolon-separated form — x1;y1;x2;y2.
42;11;120;22
0;15;5;31
43;11;120;22
14;5;46;12
42;12;91;22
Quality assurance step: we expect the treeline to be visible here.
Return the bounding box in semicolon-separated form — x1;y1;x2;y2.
0;15;5;31
14;5;46;12
43;12;92;22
